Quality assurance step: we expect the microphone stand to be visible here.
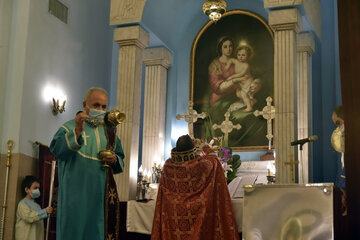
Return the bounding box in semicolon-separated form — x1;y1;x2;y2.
299;143;305;184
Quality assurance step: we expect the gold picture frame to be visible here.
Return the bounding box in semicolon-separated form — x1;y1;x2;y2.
190;10;274;151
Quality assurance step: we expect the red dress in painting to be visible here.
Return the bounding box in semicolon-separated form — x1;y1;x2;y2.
151;146;239;240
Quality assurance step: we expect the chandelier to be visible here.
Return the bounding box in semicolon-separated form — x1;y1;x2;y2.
202;0;227;22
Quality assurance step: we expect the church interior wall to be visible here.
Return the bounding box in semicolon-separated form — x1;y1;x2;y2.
0;1;115;237
0;0;349;238
0;0;14;155
6;0;114;157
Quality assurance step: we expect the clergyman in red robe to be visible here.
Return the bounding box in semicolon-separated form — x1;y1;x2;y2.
151;135;239;240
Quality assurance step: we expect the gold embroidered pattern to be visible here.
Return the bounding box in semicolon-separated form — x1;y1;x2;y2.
171;147;197;163
108;188;117;205
65;134;76;151
73;129;81;147
61;125;70;132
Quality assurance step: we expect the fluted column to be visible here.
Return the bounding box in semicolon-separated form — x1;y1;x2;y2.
114;25;149;201
297;33;315;183
141;47;172;172
269;8;301;183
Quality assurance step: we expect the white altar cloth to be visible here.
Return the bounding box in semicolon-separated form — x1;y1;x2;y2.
126;198;244;234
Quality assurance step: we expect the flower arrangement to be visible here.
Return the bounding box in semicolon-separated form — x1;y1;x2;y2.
210;137;241;183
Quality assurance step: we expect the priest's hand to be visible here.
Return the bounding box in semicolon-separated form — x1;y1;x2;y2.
100;154;117;165
75;111;88;139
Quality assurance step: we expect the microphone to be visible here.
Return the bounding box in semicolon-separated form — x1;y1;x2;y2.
290;135;318;146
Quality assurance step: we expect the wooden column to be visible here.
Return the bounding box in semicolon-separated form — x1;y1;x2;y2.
296;32;315;183
114;25;149;201
269;8;301;183
141;47;172;172
337;0;360;238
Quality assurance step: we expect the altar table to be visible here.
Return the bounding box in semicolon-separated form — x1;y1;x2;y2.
126;198;244;235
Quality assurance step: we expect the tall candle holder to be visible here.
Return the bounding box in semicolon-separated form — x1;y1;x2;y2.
151;163;163;183
136;168;151;201
136;171;144;201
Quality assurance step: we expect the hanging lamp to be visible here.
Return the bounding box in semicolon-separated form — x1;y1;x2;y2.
202;0;227;22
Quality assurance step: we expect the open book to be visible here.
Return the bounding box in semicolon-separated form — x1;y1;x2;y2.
228;175;258;198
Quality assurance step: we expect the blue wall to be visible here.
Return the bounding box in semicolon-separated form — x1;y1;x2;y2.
16;0;113;155
311;0;342;183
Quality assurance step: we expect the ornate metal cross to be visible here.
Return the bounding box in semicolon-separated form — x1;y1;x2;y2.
176;101;207;138
254;96;275;150
213;111;241;147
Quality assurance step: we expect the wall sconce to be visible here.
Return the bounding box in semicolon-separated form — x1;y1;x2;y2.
202;0;227;22
52;98;66;115
43;84;67;115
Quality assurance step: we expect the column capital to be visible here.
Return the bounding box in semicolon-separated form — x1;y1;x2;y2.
110;0;146;26
269;8;302;33
297;32;315;55
143;47;173;69
114;25;149;49
264;0;302;8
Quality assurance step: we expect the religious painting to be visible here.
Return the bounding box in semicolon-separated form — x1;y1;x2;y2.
190;10;274;151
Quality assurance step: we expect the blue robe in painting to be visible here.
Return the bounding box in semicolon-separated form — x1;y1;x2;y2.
50;119;125;240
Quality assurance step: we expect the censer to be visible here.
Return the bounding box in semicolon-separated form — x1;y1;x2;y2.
98;109;125;168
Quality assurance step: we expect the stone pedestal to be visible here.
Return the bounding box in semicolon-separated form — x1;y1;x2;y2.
297;32;315;183
141;47;172;172
268;8;301;183
114;25;149;201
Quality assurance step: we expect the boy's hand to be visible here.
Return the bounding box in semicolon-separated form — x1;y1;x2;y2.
46;206;53;214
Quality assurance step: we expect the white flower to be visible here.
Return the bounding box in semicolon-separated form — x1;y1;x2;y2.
222;162;233;172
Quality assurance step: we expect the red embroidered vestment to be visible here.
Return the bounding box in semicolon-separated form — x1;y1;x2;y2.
151;146;239;240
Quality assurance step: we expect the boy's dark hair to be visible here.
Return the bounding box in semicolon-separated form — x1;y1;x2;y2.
21;175;40;196
333;105;343;120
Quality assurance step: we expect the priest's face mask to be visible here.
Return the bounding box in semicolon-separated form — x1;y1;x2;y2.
331;112;345;152
83;91;108;114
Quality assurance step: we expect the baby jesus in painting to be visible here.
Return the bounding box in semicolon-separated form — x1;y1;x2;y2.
225;46;255;112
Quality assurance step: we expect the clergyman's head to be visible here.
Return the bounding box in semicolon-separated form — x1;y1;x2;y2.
176;135;195;152
82;87;108;114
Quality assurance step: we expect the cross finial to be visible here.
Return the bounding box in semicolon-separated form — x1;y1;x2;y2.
176;101;207;138
254;96;275;149
213;111;241;147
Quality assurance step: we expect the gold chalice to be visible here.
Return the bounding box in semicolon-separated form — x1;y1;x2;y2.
98;150;114;169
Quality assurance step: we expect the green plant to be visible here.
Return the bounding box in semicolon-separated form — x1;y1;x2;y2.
211;137;241;183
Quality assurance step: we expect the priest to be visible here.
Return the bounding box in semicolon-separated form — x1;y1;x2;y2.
50;87;125;240
151;135;239;240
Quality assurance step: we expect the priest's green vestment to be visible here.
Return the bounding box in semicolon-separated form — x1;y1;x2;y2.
50;119;124;240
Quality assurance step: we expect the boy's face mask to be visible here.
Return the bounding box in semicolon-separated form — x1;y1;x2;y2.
30;189;41;199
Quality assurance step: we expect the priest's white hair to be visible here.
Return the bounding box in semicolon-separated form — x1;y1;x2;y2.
83;87;108;102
